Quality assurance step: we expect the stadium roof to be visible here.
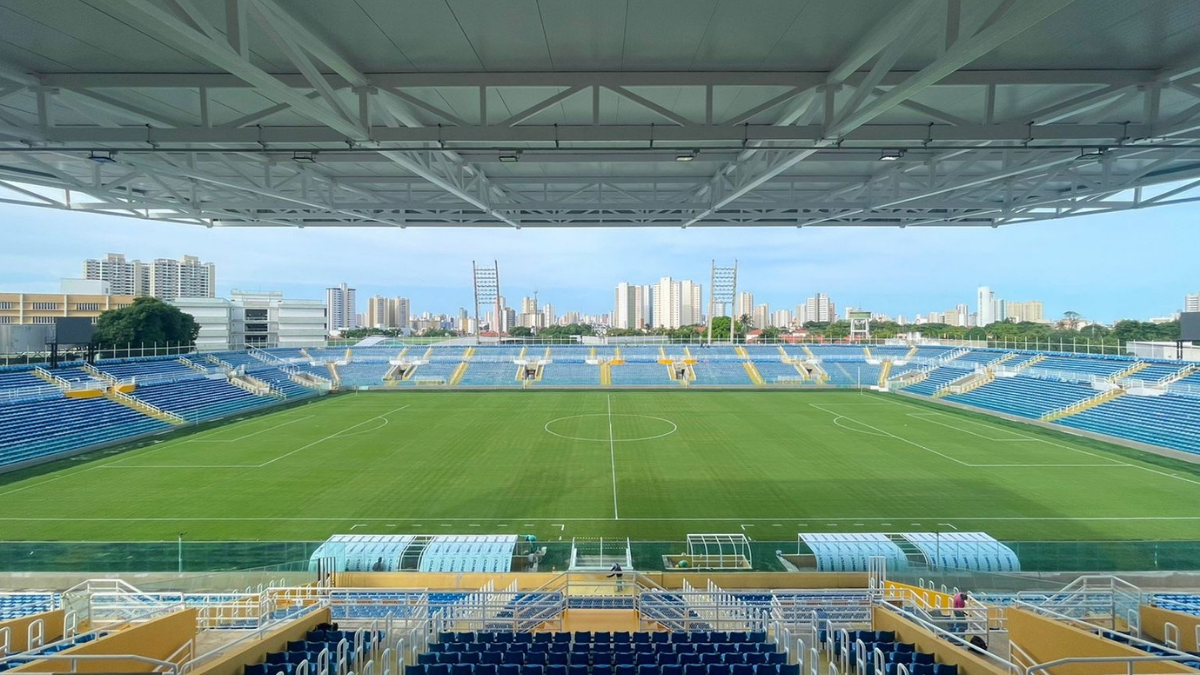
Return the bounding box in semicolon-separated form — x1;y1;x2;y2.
1;0;1200;229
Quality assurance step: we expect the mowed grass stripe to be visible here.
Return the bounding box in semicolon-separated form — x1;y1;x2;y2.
0;391;1198;541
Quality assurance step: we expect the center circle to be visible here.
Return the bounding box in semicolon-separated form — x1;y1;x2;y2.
544;414;678;443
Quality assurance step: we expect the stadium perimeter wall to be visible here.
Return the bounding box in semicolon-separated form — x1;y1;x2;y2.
335;571;868;590
0;609;63;653
1005;607;1194;674
894;391;1200;465
1140;605;1200;652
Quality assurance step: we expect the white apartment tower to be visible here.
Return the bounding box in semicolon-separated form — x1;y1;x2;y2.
614;282;651;330
650;277;702;329
325;282;357;331
977;286;996;326
735;292;754;320
802;293;835;323
84;253;214;300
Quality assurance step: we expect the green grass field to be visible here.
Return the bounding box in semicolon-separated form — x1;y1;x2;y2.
2;390;1200;543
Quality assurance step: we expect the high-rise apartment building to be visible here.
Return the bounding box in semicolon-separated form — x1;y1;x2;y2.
735;292;754;320
364;295;409;330
613;282;649;329
83;253;143;296
1006;300;1045;323
651;278;703;329
325;282;357;332
977;286;996;326
1186;292;1200;313
83;253;214;301
752;303;770;330
801;293;835;323
770;309;793;329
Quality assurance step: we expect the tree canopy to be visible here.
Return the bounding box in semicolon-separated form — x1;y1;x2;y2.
92;297;199;347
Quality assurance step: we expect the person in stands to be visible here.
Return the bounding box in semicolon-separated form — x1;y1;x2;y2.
608;562;624;591
951;591;968;634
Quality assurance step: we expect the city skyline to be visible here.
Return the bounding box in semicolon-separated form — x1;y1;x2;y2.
1;199;1198;324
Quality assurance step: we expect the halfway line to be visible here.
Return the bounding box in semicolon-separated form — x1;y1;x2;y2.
607;394;619;520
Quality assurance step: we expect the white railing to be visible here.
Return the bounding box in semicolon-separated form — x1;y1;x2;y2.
107;389;186;424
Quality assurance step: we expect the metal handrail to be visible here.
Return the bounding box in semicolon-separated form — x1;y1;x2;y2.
1026;654;1197;675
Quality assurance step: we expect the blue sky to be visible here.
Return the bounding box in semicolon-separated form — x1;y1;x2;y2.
1;201;1196;324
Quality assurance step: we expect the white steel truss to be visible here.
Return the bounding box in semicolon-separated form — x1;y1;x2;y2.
1;0;1200;228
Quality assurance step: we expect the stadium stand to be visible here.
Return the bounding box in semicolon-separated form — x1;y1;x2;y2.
540;363;600;386
132;378;275;422
0;396;171;468
460;361;522;387
334;363;393;388
97;358;201;382
754;361;805;383
823;362;881;387
610;363;673;386
942;376;1096;419
691;362;752;386
898;368;965;396
1055;393;1200;455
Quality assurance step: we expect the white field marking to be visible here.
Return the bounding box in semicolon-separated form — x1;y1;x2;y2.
350;523;366;530
882;396;1134;467
256;405;409;467
906;413;1039;442
6;515;1200;523
824;400;1130;468
183;415;315;443
938;522;959;531
553;523;566;531
98;406;410;470
831;416;889;437
607;395;619;520
809;403;971;466
542;413;678;443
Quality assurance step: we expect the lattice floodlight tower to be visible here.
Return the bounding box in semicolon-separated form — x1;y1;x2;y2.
849;310;871;341
472;260;501;344
707;260;738;344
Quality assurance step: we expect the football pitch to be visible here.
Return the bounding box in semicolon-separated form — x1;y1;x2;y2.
2;390;1200;543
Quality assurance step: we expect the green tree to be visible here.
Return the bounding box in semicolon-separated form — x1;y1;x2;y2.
508;326;533;337
92;297;199;348
420;327;457;338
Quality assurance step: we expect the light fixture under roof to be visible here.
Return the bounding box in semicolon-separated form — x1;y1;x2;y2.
498;150;522;163
88;151;117;164
676;150;698;162
879;149;906;162
292;151;318;163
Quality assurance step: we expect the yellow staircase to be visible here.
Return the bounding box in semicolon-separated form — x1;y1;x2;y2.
877;360;892;387
808;362;829;384
104;389;186;425
934;370;994;398
600;361;612;386
735;346;749;358
326;362;340;387
1109;361;1149;382
300;348;312;360
863;346;872;358
802;345;815;358
1043;388;1125;421
175;357;208;375
777;345;788;359
544;347;552;360
994;353;1017;365
1016;354;1046;371
743;361;765;386
449;362;469;386
344;348;353;361
423;346;434;360
589;347;596;360
518;346;528;359
1162;364;1198;385
906;345;918;359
